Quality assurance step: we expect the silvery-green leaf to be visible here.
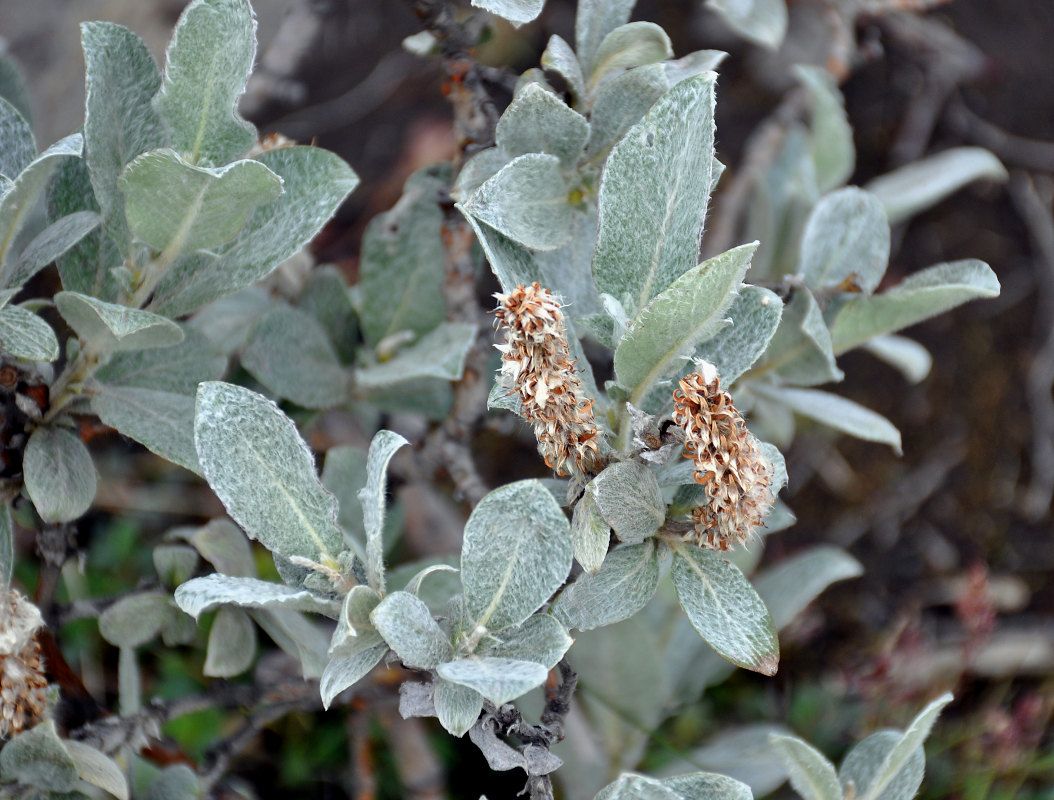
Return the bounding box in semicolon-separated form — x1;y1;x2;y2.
248;608;329;678
553;541;659;631
755;545;862;629
588;23;673;93
434;678;484;737
55;291;184;354
476;614;572;668
203;606;256;677
839;731;920;800
359;376;454;420
23;426;96;523
761;288;843;387
64;739;129;800
0;720;77;792
359;430;408;595
194;382;343;562
796;65;854;193
153;545;199;588
143;764;200;800
462;213;543;292
706;0;788;49
852;694;952;800
461;153;573;251
541;35;586;105
0;133;83;267
0;52;32;126
298;265;357;362
320;641;388;708
370;590;452;669
175;574;338;619
119;149;282;255
98;592;171;648
589;462;664;544
593;73;717;319
329;585;383;656
663;724;792;797
184;518;255;577
186;287;270;354
437;657;548;706
751;384;902;453
661;772;752;800
571;491;610;573
0;504;12;590
242;303;349;408
356;321;477;391
153;0;256;165
670;543;779;675
615;242;756;405
575;0;635;76
585;64;668;163
536;205;604;316
862;334;932;383
0;96;34;179
81;22;167;255
91;386;200;473
497;83;589;168
829;259;1000;354
664;50;728;85
151;146;358;316
161;605;199;647
462;480;572;631
7;211;100;289
402;564;459;598
865;147;1007;225
118;644;140;715
595;774;682;800
698;285;782;386
470;0;543;26
759;441;787;494
322;445;368;546
798;187;889;294
94;327;226;394
359;166;447;347
0;304;59;360
451;148;508;202
47;156;123;301
771;735;841;800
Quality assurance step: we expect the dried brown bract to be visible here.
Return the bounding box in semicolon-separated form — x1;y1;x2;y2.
671;361;773;549
493;283;600;477
1;589;47;739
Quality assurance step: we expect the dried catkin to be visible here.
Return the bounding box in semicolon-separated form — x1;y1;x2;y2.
493;283;600;477
671;362;774;549
0;589;47;739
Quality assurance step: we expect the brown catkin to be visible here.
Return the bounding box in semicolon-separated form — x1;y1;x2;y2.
493;283;600;477
671;362;774;550
0;589;48;739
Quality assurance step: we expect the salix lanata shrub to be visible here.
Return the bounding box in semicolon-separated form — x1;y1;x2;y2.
0;0;1005;798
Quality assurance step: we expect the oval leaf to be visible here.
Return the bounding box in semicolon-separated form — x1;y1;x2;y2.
771;734;842;800
55;291;184;354
434;678;484;737
98;592;172;648
23;426;97;523
174;574;339;619
589;461;665;544
436;656;548;706
370;591;452;669
552;542;659;631
204;606;256;677
798;188;889;294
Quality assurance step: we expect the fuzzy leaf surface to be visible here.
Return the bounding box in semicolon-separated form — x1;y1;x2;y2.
616;241;756;403
670;544;779;675
7;210;101;289
463;213;543;292
55;291;184;354
762;288;843;387
81;21;167;255
593;73;717;319
585;64;668;162
662;772;753;800
575;0;635;76
204;606;256;677
755;546;862;629
798;188;889;294
588;23;673;91
462;480;572;631
571;491;611;573
242;304;349;408
470;0;544;26
175;574;339;623
541;35;586;104
153;0;257;165
64;739;129;800
475;614;573;668
0;96;34;179
23;426;97;523
497;82;589;167
796;65;854;193
434;678;484;737
862;334;932;383
355;322;476;390
461;153;572;251
553;541;659;631
829;259;1000;354
194;382;343;562
771;735;842;800
320;642;388;708
839;731;922;800
0;721;77;792
594;774;682;800
94;327;226;394
91;387;200;473
865;147;1007;225
370;590;452;669
698;285;783;386
0;304;59;361
589;461;665;544
706;0;788;48
360;430;408;595
98;592;171;648
437;657;548;706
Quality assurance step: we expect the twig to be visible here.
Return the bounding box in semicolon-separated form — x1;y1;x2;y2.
946;95;1054;174
1009;173;1054;520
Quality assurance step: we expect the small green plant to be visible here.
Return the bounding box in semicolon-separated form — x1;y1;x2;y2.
0;0;1006;798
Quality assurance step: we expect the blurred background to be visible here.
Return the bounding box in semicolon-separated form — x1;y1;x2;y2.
2;0;1052;797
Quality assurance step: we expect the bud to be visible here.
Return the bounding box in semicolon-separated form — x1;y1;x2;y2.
493;283;600;477
1;589;48;739
671;363;774;550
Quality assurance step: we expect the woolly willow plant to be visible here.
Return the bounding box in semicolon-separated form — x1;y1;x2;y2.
0;0;1005;798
